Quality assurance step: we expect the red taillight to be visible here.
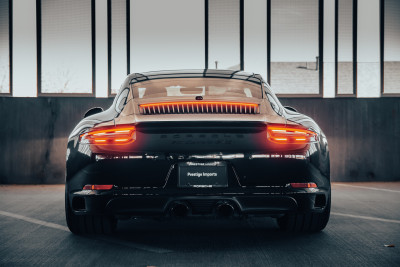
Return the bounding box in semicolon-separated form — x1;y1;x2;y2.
80;125;136;145
290;182;317;188
267;124;318;144
83;184;113;190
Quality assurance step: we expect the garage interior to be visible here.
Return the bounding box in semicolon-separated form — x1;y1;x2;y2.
0;0;399;266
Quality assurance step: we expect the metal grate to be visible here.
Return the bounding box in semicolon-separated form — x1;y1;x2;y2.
139;101;260;115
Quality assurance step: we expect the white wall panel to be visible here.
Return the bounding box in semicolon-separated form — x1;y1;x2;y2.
208;0;240;70
323;0;335;98
383;0;400;94
111;0;127;94
41;0;92;94
244;0;267;80
12;0;37;97
0;0;10;94
271;0;319;94
96;0;108;97
357;0;380;97
130;0;204;73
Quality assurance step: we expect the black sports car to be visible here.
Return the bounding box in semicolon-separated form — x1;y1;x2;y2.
65;69;330;234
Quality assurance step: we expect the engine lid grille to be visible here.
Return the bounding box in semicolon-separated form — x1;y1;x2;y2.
139;101;260;115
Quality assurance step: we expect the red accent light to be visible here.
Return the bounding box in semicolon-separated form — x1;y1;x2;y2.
267;124;318;144
140;101;259;109
80;125;136;145
83;184;113;190
290;182;317;188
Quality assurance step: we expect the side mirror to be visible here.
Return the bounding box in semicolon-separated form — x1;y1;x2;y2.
284;106;298;113
84;107;104;118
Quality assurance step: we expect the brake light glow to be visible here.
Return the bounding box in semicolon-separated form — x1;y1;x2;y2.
80;125;136;145
140;101;259;108
83;184;114;190
267;124;318;144
290;182;317;188
139;101;260;114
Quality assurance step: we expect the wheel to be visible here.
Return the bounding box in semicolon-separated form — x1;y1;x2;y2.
65;187;117;235
277;195;331;232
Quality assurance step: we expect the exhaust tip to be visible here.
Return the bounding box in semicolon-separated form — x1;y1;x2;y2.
216;202;235;217
170;202;189;217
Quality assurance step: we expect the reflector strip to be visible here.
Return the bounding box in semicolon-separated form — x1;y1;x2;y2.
290;182;317;188
83;184;114;190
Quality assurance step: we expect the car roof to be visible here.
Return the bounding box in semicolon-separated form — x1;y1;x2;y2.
127;69;264;85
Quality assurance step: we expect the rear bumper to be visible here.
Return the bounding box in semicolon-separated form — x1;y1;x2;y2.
72;191;328;218
67;156;330;218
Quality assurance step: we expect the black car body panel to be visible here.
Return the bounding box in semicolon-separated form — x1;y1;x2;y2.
65;69;330;233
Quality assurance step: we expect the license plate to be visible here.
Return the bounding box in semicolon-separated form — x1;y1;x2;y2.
178;161;228;188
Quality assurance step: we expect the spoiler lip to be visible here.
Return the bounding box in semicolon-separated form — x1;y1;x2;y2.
134;96;262;105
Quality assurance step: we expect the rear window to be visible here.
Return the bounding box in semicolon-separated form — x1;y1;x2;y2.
131;78;262;99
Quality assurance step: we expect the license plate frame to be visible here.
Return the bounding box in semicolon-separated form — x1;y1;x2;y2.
178;161;228;188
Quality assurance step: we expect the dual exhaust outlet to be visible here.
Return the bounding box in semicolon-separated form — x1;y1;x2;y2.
170;201;235;217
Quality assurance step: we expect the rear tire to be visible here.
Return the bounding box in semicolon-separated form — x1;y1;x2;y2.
277;195;331;232
65;187;117;235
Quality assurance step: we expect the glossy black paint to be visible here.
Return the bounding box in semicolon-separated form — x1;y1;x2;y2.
65;69;330;220
83;107;104;118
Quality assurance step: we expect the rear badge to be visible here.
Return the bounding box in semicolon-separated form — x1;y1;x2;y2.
195;96;203;100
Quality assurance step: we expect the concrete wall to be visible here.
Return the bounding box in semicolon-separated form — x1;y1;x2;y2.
0;97;399;184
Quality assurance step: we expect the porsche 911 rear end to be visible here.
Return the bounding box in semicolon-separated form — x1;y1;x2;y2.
65;70;330;234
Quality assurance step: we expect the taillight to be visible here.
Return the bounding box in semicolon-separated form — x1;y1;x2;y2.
83;184;113;190
290;182;317;188
267;124;318;144
80;125;136;145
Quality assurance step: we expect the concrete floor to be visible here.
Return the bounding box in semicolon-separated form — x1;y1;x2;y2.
0;183;399;266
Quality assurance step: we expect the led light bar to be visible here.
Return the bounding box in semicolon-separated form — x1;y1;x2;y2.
80;125;136;145
139;101;260;114
267;124;318;144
